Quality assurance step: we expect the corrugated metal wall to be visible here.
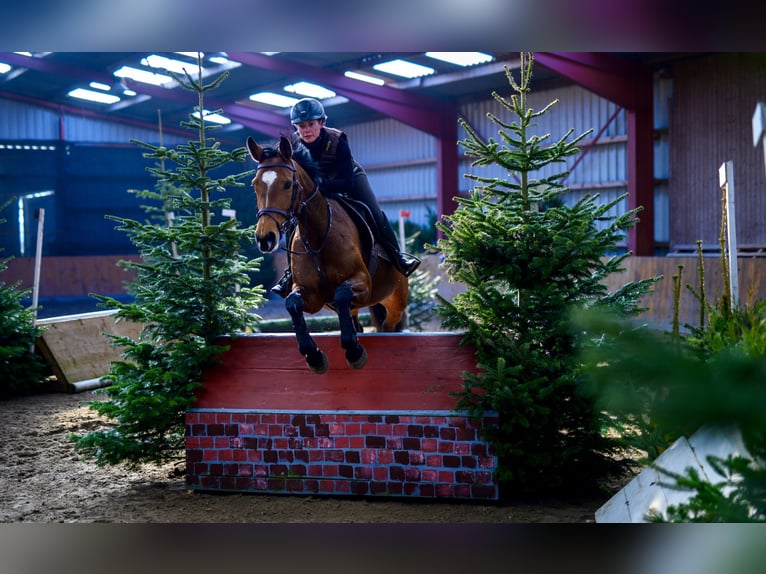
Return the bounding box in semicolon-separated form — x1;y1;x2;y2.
62;114;189;146
343;120;437;225
0;98;195;146
669;53;766;250
0;99;60;140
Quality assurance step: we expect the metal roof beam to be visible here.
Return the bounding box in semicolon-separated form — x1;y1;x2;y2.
227;52;452;137
120;79;287;139
0;52;114;85
534;52;653;112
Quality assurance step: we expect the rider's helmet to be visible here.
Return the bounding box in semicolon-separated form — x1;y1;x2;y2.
290;98;327;124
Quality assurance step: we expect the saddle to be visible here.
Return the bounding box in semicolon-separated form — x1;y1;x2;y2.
332;195;389;277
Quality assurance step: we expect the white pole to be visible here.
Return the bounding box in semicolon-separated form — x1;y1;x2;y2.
398;209;409;252
752;102;766;182
31;207;45;324
718;161;739;309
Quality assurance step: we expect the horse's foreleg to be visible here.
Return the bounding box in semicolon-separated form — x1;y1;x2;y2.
285;291;329;374
334;282;367;369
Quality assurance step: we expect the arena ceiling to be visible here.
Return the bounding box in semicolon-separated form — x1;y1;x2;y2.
0;51;639;144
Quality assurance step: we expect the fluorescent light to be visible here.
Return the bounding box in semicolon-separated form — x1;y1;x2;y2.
175;52;203;59
284;81;336;99
424;52;494;66
344;70;385;86
89;81;111;91
114;65;173;86
122;89;137;96
0;63;10;74
67;88;121;104
192;109;231;125
249;92;300;108
208;55;230;65
142;54;201;76
372;59;434;79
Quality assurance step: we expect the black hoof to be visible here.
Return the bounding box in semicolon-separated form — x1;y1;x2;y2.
347;346;368;370
307;349;329;374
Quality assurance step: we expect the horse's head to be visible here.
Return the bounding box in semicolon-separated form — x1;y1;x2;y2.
246;135;301;254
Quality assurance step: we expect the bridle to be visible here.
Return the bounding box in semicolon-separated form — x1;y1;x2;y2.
254;159;332;255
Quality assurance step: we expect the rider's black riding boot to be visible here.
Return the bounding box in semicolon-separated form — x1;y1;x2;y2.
271;268;292;298
377;213;421;277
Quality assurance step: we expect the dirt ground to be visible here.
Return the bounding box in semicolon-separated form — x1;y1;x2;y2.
0;389;635;523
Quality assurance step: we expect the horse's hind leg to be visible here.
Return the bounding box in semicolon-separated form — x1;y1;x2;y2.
368;303;387;332
334;282;367;369
376;276;409;332
351;309;363;333
285;291;329;374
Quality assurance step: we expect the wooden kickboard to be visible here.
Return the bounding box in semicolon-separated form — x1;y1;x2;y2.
35;310;143;386
195;333;477;411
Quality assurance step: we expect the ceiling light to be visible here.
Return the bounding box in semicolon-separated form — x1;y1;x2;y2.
89;81;111;91
175;52;204;59
68;88;120;105
344;70;385;86
372;59;434;79
192;109;231;125
208;55;230;65
114;65;174;86
249;92;300;108
284;81;336;99
424;52;494;66
142;54;201;76
0;63;10;74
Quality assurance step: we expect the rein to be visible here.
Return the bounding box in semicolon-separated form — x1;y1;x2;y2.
255;160;332;255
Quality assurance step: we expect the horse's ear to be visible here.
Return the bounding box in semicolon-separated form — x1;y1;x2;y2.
278;135;293;161
246;136;262;162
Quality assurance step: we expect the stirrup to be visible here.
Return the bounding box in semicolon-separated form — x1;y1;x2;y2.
398;254;421;277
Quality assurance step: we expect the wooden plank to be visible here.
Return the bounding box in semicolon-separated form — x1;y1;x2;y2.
196;333;477;411
35;310;143;386
602;255;766;330
5;255;139;297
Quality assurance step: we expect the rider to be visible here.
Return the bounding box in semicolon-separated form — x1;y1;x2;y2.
271;97;421;297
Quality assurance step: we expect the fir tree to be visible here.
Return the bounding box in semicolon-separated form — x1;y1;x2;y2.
72;57;265;467
435;52;659;494
0;199;48;399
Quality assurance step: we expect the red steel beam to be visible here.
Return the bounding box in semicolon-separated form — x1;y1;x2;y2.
535;52;655;255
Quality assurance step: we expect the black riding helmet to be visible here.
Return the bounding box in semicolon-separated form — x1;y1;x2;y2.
290;98;327;124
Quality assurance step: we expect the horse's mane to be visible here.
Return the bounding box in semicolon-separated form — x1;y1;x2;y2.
289;139;322;186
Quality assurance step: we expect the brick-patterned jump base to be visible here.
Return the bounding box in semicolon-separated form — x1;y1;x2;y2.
186;333;499;500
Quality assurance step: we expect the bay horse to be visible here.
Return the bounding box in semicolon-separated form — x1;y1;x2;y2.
246;135;408;374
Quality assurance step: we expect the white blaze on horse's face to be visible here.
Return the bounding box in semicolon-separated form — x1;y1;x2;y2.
253;164;294;255
259;170;277;189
